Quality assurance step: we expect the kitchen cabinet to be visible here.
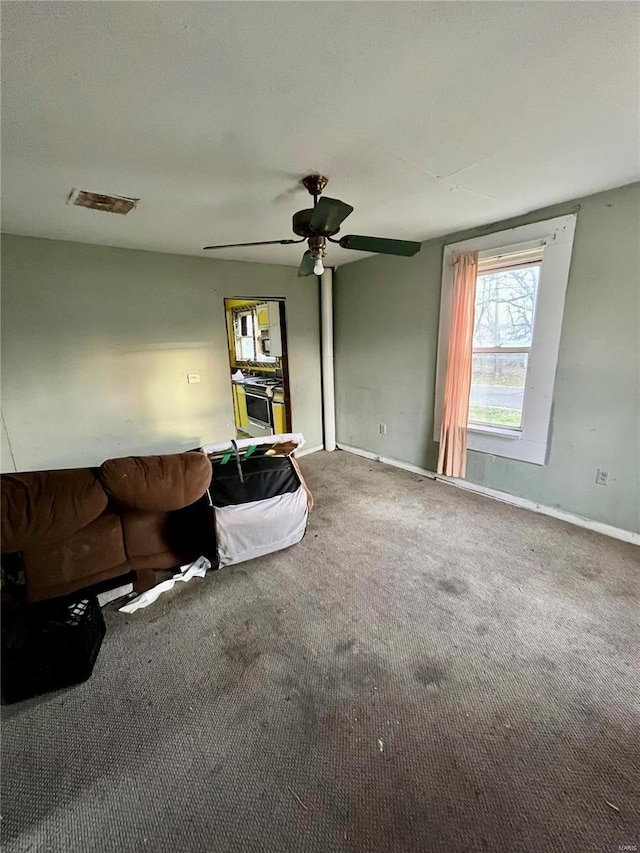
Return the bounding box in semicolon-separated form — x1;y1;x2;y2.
272;388;286;434
235;384;250;432
254;301;282;360
267;302;283;358
256;304;269;328
232;383;240;425
272;401;286;434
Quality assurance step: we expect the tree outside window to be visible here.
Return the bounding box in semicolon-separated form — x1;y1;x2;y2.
469;263;541;429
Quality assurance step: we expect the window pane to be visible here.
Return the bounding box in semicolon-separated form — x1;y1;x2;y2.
474;265;540;348
469;352;528;428
238;337;255;360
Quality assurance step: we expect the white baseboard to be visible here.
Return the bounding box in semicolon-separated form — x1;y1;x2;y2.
436;475;639;545
336;443;378;461
296;444;324;458
337;443;436;479
337;443;638;546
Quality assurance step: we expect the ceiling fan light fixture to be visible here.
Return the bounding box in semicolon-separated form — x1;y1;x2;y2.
313;257;324;276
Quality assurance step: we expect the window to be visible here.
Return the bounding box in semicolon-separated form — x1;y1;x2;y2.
434;214;577;466
469;248;542;430
235;310;256;361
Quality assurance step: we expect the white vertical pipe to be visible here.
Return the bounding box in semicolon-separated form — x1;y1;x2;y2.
320;267;336;451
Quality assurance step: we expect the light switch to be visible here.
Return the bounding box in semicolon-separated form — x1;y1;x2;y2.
187;373;201;384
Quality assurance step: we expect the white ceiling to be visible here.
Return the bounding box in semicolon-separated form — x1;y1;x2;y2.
2;2;639;267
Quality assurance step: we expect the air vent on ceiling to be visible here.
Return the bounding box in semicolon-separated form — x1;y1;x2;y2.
67;188;138;215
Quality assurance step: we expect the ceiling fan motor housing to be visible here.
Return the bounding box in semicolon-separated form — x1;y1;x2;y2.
292;208;340;239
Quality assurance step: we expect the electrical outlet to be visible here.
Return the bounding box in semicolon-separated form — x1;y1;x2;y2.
595;468;608;486
379;423;387;435
187;373;201;384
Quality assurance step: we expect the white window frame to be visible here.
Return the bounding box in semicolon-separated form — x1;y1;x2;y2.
434;213;577;466
469;247;543;431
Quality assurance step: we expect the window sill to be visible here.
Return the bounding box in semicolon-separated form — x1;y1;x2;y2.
468;423;522;439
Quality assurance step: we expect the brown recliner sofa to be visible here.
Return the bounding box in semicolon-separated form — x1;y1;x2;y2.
1;452;214;602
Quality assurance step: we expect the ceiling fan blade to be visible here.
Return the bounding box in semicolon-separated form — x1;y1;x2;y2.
297;250;316;278
203;238;303;250
338;235;421;257
309;197;354;235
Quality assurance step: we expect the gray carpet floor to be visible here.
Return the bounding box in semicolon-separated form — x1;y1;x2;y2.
2;450;639;853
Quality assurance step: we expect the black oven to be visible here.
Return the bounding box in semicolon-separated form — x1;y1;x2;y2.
245;391;271;428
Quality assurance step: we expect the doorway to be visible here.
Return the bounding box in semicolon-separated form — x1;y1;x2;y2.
224;298;292;439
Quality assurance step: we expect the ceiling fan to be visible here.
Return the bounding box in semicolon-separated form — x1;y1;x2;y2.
203;174;421;277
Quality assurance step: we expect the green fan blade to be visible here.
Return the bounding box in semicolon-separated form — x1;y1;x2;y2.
309;197;354;235
297;250;316;277
203;238;303;250
339;235;421;257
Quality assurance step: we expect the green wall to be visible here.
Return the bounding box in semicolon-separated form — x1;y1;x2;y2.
1;235;323;471
334;182;640;533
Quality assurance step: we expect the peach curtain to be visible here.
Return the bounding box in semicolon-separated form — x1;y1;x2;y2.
437;250;479;478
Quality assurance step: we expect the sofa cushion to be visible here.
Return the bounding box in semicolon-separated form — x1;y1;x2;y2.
23;511;126;601
98;452;211;512
1;469;108;553
121;498;216;565
121;510;172;559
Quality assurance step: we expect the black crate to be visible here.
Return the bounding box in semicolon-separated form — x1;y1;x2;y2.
1;595;106;704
